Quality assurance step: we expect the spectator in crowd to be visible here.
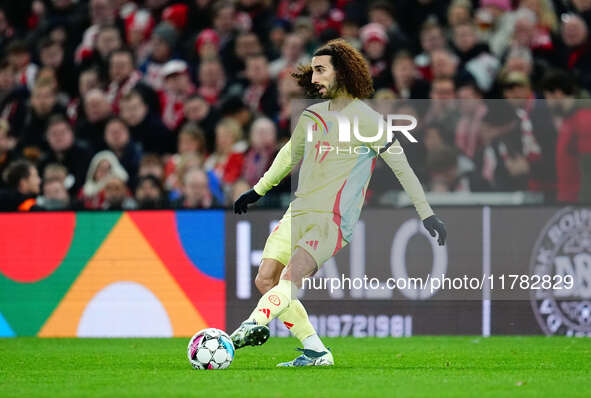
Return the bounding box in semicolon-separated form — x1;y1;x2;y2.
277;70;304;140
103;116;140;187
194;28;221;62
503;45;535;79
106;48;147;114
37;176;70;210
14;77;65;156
235;0;274;42
241;117;278;187
0;159;41;211
0;0;586;209
141;22;180;91
269;33;310;79
173;166;220;209
138;153;165;182
341;18;362;50
6;40;38;91
455;75;487;159
135;174;168;209
183;94;220;152
79;150;129;209
368;1;410;53
38;114;92;195
267;19;291;60
81;25;123;80
390;50;430;99
559;13;591;91
211;1;238;68
479;0;517;57
220;95;255;134
426;146;473;192
509;7;554;64
165;122;207;188
431;77;456;101
0;60;15;104
160;60;196;131
414;18;447;81
196;59;227;106
447;0;473;29
101;175;137;210
423;124;452;155
293;16;319;55
501;70;557;194
42;163;70;191
169;152;224;205
240;54;279;118
119;90;174;154
36;67;70;108
397;0;450;42
430;48;460;80
219;95;255;139
124;8;155;66
76;88;112;152
76;0;119;65
523;0;559;33
0;119;17;189
204;117;246;185
305;0;344;37
570;0;591;28
425;77;459;129
452;22;491;68
227;31;263;77
67;67;101;124
38;38;76;98
542;70;591;203
0;8;14;50
167;152;204;198
471;100;530;192
360;23;391;89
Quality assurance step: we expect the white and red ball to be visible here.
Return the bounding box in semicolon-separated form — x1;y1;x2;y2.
187;328;235;370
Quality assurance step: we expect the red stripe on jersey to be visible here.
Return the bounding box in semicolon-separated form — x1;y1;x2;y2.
332;180;347;256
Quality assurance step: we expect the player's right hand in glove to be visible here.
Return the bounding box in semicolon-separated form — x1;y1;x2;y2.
234;189;262;214
423;215;447;246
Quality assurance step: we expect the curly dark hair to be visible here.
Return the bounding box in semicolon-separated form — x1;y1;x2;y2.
291;39;374;99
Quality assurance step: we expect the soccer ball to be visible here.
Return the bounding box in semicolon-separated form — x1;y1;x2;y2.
187;328;235;370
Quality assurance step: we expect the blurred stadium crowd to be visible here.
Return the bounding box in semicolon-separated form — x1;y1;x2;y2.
0;0;589;211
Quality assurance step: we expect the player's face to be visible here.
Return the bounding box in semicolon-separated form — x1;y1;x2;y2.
311;55;337;98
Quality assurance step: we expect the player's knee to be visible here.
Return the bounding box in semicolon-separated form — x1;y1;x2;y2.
255;273;278;294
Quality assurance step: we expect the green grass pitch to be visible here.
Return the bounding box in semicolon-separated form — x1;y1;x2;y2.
1;336;590;397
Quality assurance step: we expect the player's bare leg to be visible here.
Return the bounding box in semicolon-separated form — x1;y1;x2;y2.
254;259;283;294
231;248;316;348
281;247;318;286
230;259;281;349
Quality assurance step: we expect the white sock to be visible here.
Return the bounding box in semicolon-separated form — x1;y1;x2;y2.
302;334;327;352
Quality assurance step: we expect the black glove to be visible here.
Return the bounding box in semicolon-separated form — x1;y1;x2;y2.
234;189;262;214
423;215;447;246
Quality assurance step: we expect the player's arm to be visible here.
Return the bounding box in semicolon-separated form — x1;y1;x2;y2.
234;113;306;214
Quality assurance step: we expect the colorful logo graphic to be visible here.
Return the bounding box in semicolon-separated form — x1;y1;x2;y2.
0;211;226;337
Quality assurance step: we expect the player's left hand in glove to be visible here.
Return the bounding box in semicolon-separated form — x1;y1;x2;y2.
423;215;447;246
234;189;262;214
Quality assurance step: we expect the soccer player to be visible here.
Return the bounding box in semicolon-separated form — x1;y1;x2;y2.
231;39;447;367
